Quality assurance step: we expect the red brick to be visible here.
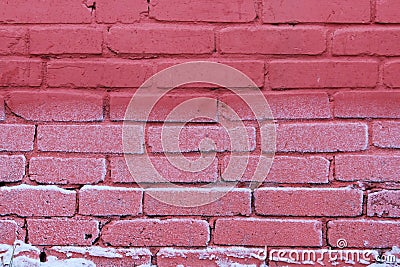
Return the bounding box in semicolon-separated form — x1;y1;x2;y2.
7;91;104;122
269;60;378;89
0;220;17;244
111;155;218;183
334;91;400;118
0;155;25;183
37;125;144;154
384;61;400;87
328;220;400;248
106;25;214;54
28;219;99;246
333;28;400;56
148;125;256;152
29;27;102;54
222;155;330;183
214;219;322;246
156;59;265;88
263;0;370;23
219;92;331;120
79;185;143;216
110;92;217;122
151;0;255;22
102;219;209;246
157;247;266;267
219;27;326;55
255;188;363;217
0;27;27;55
335;155;400;182
0;124;35;152
0;185;76;217
94;0;148;23
47;59;152;88
368;190;400;218
0;0;93;23
144;188;251;216
0;96;4;121
263;123;368;153
0;59;42;87
29;157;106;185
376;0;400;23
373;121;400;148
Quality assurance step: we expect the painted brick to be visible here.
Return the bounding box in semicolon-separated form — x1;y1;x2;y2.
0;220;17;245
376;0;400;23
0;124;35;152
29;157;106;185
328;220;400;248
29;27;103;54
150;0;256;22
336;155;400;182
0;59;42;87
219;27;326;55
0;185;76;217
0;155;25;183
79;185;143;216
7;91;104;122
102;219;209;246
334;91;400;118
0;27;27;55
28;219;99;246
37;125;144;154
384;61;400;87
263;0;370;23
94;0;148;23
368;190;400;218
46;59;152;88
254;188;363;217
214;219;322;247
269;60;378;89
144;188;251;216
373;121;400;148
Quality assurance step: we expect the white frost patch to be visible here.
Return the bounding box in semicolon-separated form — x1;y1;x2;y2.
10;255;95;267
0;240;40;263
0;184;75;194
80;185;143;192
51;246;151;260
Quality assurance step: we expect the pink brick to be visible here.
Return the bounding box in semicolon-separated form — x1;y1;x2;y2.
0;185;76;217
102;219;209;246
7;91;104;122
0;155;25;183
222;155;330;183
29;27;103;54
0;220;17;244
150;0;256;22
106;25;214;54
373;121;400;148
219;92;331;120
336;155;400;182
376;0;400;23
0;0;93;23
0;59;42;87
28;219;99;246
0;96;4;120
328;220;400;248
384;61;400;88
0;27;27;55
269;60;378;89
368;190;400;218
37;125;144;154
219;26;326;55
157;247;265;267
255;188;363;216
29;157;106;185
214;219;322;246
110;92;217;122
0;124;35;152
148;125;256;152
47;59;152;88
263;123;368;153
79;185;143;216
93;0;148;23
111;155;218;183
334;91;400;118
263;0;370;23
144;188;251;216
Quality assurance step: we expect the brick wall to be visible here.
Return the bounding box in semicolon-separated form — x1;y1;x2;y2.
0;0;399;266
